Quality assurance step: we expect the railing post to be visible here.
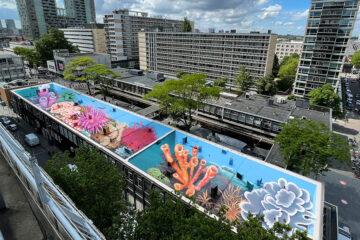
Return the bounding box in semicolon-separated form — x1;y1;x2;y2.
29;156;50;204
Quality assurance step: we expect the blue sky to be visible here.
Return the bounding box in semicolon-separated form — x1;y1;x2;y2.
1;0;359;36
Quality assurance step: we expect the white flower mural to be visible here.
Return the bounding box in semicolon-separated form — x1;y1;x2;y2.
241;178;315;232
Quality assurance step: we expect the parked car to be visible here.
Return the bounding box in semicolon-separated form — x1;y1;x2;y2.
0;101;5;106
6;123;17;131
24;133;40;147
0;117;11;125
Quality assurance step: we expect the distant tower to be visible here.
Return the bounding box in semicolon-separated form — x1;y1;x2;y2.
5;19;16;30
15;0;96;39
293;0;360;97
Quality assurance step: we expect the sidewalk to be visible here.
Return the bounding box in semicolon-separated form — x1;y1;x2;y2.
0;155;43;240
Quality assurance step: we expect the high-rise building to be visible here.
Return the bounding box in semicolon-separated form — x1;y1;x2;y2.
15;0;96;39
103;9;184;68
60;24;107;54
293;0;360;97
138;31;277;86
276;40;303;62
5;19;16;30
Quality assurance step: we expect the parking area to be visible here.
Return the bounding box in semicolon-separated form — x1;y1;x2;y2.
343;77;360;113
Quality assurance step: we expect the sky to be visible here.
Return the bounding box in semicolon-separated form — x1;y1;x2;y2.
0;0;359;36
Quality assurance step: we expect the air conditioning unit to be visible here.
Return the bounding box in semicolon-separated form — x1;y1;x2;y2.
276;97;286;104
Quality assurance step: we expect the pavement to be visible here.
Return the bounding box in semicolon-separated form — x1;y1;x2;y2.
0;154;43;240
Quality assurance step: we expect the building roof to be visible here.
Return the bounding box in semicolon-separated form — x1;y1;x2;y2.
12;83;324;239
112;68;331;126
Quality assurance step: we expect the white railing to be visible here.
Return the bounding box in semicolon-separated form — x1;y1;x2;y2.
0;124;105;240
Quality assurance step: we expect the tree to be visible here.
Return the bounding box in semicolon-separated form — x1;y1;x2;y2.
145;73;220;131
308;84;341;116
45;147;134;237
13;47;40;67
256;75;277;95
275;119;350;177
176;71;188;78
351;50;360;69
182;17;192;32
277;54;299;92
235;66;253;93
134;192;307;240
35;28;78;66
214;78;227;88
64;56;118;98
272;54;280;77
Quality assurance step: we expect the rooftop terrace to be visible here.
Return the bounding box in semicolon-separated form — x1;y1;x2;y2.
13;83;324;239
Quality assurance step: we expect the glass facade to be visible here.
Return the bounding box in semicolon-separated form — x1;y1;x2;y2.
293;0;359;97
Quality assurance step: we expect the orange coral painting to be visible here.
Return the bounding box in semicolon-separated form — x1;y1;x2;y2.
161;144;219;197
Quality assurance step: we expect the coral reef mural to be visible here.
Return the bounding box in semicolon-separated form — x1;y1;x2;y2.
216;184;243;222
28;84;158;157
241;178;315;232
161;144;219;197
121;124;157;152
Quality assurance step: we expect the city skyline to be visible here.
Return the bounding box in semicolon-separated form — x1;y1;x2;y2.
1;0;360;36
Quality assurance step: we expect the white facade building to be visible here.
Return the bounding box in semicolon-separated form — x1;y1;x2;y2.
60;24;107;54
139;31;277;86
0;51;25;82
275;40;303;62
104;9;185;68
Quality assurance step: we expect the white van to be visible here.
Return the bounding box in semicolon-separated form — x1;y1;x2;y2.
25;133;40;147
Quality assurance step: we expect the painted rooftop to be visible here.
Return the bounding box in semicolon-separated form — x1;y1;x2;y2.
13;83;324;239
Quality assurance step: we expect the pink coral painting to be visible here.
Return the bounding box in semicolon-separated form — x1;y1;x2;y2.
121;123;157;152
79;107;108;134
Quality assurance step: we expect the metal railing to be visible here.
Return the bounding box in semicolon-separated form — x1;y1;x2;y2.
0;124;105;240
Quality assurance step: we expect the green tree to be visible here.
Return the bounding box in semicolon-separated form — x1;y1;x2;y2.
64;56;118;98
134;192;307;240
13;47;40;67
235;66;253;93
145;73;220;131
277;54;299;92
34;28;78;65
45;147;134;237
308;84;341;116
182;17;192;32
176;71;188;78
275;119;350;177
272;54;280;77
351;50;360;69
256;75;277;95
214;78;227;88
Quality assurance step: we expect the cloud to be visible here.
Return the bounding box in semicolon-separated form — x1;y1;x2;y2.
292;9;309;20
0;0;17;10
256;0;268;5
259;4;282;19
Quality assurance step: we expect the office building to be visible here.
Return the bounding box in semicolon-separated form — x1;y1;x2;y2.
47;49;111;75
103;9;184;68
0;51;25;82
276;40;303;62
11;82;324;239
293;0;360;97
5;19;16;30
138;32;277;86
60;24;107;54
209;28;215;33
15;0;96;39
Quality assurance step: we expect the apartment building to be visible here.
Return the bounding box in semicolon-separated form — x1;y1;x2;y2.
138;31;277;86
15;0;96;39
60;24;107;54
293;0;360;97
0;51;25;82
275;40;303;62
103;9;185;68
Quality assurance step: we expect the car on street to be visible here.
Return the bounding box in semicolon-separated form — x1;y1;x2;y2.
24;133;40;147
0;117;11;125
6;123;17;131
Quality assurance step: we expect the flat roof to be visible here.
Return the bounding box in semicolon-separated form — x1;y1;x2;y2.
111;69;330;125
12;83;324;239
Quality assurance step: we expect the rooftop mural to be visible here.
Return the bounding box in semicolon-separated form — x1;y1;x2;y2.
15;83;172;158
14;83;323;239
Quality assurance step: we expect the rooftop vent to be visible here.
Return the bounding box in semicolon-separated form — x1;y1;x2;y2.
268;99;274;105
129;69;143;76
276;97;286;104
